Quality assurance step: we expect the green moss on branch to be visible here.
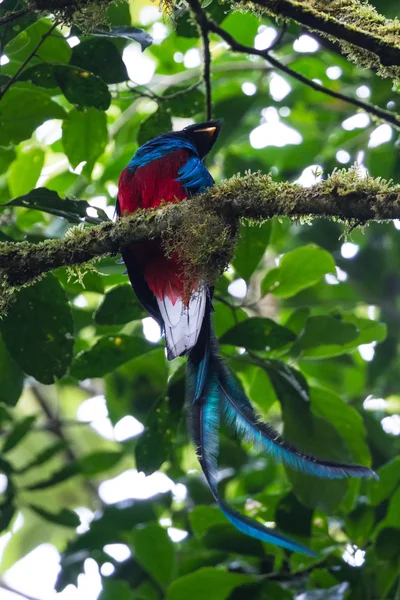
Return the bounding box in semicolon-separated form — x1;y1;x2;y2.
235;0;400;80
1;167;400;313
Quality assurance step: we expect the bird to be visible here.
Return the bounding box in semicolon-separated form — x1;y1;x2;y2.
117;119;376;556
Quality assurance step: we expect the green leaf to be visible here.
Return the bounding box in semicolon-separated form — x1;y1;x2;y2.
0;275;74;384
92;26;153;51
238;363;278;415
71;335;156;379
367;456;400;506
261;246;335;298
311;387;371;466
26;462;80;490
203;524;264;557
99;579;132;600
233;220;271;281
134;400;173;475
0;146;16;172
294;315;359;355
285;307;310;335
18;63;58;88
220;317;295;351
344;505;375;547
132;581;159;600
214;95;257;150
176;1;225;37
275;492;313;538
375;527;400;561
2;415;36;453
56;495;171;592
62;107;108;177
249;581;293;600
132;523;176;588
384;485;400;528
0;333;24;407
297;314;387;359
135;368;185;474
374;561;399;600
213;302;248;338
0;456;13;475
106;0;132;26
105;349;168;424
27;451;122;491
342;313;387;347
71;38;128;83
0;83;66;146
16;441;67;474
163;86;204;118
8;147;45;197
3;188;109;223
0;74;14;90
79;451;123;476
176;13;198;38
166;567;255;600
94;284;147;325
29;505;80;528
220;12;259;46
267;365;351;512
138;110;172;146
307;569;339;591
53;65;111;110
264;359;310;403
5;20;71;68
0;0;37;46
0;498;15;533
189;506;228;538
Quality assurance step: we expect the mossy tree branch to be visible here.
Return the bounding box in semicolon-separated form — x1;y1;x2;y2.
235;0;400;80
1;169;400;298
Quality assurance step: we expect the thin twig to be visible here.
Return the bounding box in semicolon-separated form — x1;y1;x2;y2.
0;21;58;100
0;419;93;437
199;23;212;120
30;386;100;499
125;80;202;102
0;6;30;27
188;0;400;129
201;27;212;120
31;386;78;463
267;22;288;53
187;0;212;119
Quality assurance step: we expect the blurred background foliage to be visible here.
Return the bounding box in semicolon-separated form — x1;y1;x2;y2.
0;0;400;598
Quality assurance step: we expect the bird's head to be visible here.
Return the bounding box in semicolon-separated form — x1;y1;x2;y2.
127;119;223;171
180;119;222;159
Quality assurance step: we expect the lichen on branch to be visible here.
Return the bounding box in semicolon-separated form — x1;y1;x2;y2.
0;0;111;30
233;0;400;81
1;168;400;315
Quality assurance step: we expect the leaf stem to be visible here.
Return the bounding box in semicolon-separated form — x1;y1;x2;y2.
0;6;30;27
0;21;58;101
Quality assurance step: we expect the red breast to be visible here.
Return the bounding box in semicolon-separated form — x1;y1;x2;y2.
118;149;190;213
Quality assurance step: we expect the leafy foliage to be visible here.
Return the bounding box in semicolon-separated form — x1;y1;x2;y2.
0;276;74;384
0;0;400;599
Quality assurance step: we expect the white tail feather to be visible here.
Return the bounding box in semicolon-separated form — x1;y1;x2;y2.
157;288;206;359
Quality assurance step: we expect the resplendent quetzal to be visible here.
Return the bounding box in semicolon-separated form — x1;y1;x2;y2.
117;120;375;555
